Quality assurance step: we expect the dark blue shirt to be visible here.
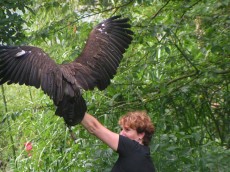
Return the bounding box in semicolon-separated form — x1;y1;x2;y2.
111;135;155;172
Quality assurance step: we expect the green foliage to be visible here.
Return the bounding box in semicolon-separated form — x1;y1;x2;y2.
0;0;32;44
1;0;229;171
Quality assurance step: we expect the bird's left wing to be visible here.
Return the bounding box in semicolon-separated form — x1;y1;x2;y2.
0;46;64;104
72;16;133;91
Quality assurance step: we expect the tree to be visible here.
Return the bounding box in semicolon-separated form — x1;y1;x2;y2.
0;0;32;44
0;0;229;171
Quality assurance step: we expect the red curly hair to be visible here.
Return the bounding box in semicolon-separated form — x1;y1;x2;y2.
118;111;155;146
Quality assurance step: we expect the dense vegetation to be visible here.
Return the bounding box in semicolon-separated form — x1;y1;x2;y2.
0;0;229;171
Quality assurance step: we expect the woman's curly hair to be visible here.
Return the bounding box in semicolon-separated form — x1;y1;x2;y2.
118;111;155;146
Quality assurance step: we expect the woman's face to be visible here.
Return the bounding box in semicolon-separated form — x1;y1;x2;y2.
120;125;144;143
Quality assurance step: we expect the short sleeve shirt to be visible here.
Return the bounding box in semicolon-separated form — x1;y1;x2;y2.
111;135;155;172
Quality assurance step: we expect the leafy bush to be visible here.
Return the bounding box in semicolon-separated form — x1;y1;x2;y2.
1;0;229;171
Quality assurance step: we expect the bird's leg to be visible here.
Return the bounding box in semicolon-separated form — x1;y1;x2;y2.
67;125;77;143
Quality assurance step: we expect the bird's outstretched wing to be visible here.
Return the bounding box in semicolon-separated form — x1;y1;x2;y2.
0;46;64;105
70;15;133;91
0;16;133;126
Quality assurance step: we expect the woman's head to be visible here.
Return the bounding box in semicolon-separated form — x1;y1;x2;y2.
118;111;155;146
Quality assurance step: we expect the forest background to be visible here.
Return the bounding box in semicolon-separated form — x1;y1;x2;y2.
0;0;229;171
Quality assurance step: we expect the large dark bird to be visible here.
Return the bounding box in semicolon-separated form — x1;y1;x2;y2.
0;16;133;126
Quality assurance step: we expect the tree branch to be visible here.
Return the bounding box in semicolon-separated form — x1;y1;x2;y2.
150;0;171;21
56;0;134;33
170;31;200;73
166;71;198;86
213;69;230;75
175;0;202;34
29;0;134;39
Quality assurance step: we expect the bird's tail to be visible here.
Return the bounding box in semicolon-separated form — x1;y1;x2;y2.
55;95;87;126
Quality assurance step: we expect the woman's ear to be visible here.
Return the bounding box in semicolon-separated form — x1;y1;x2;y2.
138;132;145;140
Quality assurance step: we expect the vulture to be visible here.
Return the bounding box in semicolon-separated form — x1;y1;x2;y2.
0;16;133;127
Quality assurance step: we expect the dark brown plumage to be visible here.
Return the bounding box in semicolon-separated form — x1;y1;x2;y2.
0;16;133;126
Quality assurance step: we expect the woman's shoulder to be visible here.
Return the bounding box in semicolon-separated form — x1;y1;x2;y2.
118;135;150;154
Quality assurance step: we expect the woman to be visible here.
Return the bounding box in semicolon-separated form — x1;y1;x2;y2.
81;111;155;172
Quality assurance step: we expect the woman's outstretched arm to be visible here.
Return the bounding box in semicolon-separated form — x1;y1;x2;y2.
81;113;119;151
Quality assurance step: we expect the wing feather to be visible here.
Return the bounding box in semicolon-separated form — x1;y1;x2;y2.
12;57;27;83
19;58;32;85
10;54;30;84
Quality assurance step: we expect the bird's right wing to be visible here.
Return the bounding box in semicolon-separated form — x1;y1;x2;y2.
72;16;133;91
